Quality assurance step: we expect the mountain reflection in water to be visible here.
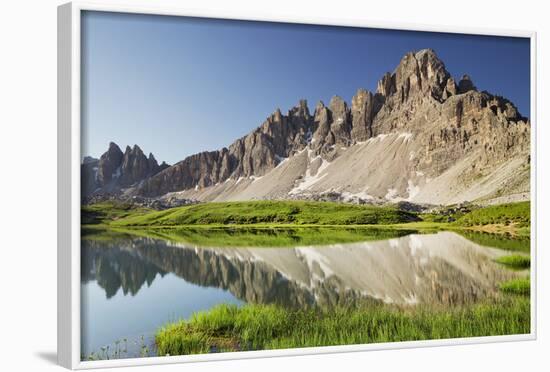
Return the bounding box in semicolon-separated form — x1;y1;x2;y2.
81;230;519;308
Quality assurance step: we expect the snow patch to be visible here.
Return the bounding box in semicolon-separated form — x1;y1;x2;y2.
112;166;121;179
398;132;413;142
289;156;330;195
275;155;288;168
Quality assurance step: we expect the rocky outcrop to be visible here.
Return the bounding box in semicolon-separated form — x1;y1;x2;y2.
458;74;476;94
119;145;161;186
81;156;99;196
96;142;123;186
350;89;383;142
81;143;167;198
125;49;529;204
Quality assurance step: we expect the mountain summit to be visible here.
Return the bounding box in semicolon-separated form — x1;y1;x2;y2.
81;143;169;197
94;49;531;205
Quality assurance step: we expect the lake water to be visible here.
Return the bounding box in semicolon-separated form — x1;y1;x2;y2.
80;228;525;359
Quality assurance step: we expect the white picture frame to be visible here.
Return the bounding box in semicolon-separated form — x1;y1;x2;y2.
57;1;537;369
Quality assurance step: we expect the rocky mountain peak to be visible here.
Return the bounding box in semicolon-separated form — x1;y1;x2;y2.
272;108;283;122
328;96;347;116
375;49;451;103
82;156;98;165
376;72;396;97
108;141;122;152
131;144;144;155
351;89;375;114
82;142;166;198
350;88;380;141
120;144;155;186
458;74;476;93
97;142;123;186
289;99;310;118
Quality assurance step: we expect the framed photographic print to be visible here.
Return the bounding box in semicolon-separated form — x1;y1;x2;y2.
58;1;536;369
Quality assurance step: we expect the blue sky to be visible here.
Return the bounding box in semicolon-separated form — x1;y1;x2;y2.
82;11;530;164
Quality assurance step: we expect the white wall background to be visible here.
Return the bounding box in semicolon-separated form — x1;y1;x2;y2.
0;0;547;371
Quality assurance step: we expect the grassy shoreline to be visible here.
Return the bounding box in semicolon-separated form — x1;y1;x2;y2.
83;200;530;236
82;200;530;249
156;295;530;355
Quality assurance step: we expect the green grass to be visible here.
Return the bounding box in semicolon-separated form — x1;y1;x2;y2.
456;230;530;252
81;226;135;241
499;278;531;295
454;201;530;228
81;200;532;248
82;201;152;225
110;200;420;227
156;297;530;355
104;226;417;247
83;200;531;238
495;255;531;270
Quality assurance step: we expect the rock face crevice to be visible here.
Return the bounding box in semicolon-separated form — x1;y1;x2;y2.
83;49;530;204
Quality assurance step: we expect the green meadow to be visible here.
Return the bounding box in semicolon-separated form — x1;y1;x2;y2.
156;296;530;355
83;200;530;232
107;200;420;226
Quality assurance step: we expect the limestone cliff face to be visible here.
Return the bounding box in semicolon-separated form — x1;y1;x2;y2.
128;49;530;204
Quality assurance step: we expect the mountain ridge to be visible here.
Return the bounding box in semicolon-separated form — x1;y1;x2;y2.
84;49;530;206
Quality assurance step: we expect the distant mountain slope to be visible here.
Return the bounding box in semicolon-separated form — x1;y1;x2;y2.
123;49;529;205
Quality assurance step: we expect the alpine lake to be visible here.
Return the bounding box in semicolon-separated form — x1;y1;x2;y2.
80;225;530;360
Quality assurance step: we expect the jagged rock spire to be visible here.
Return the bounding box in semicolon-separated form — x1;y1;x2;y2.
96;142;123;186
458;74;476;94
83;141;166;197
376;48;451;102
